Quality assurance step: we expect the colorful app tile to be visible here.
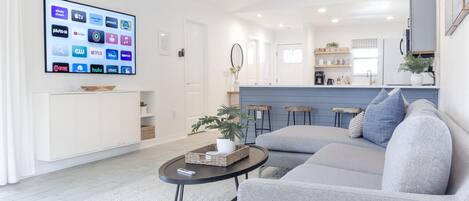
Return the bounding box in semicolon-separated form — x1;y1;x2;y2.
51;25;69;38
52;62;69;72
120;19;131;31
71;63;88;73
88;29;105;44
89;47;104;59
106;49;118;60
71;27;86;40
105;17;118;28
51;5;68;20
106;65;119;74
89;13;103;26
120;66;133;74
105;33;118;44
120;51;132;61
72;45;87;58
90;64;104;74
71;10;86;23
120;35;132;46
52;44;69;56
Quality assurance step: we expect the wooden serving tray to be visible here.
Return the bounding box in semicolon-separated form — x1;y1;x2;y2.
185;144;249;167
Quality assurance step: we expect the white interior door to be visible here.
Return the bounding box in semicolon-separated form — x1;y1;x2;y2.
247;40;259;85
276;44;305;85
184;21;207;134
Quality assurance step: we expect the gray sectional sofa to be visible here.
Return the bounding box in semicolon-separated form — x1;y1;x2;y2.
238;100;469;201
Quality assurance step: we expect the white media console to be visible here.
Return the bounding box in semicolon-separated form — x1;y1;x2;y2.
33;91;141;162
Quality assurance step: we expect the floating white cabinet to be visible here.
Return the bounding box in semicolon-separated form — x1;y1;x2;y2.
34;91;140;161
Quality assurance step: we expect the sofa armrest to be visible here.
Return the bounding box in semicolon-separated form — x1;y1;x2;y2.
238;179;453;201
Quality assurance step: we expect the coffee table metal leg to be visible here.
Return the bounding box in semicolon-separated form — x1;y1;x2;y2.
245;173;248;179
179;185;184;201
235;176;239;190
174;185;180;201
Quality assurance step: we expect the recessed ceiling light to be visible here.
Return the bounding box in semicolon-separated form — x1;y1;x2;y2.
386;16;395;20
331;18;339;23
257;14;263;18
278;23;284;28
318;8;327;13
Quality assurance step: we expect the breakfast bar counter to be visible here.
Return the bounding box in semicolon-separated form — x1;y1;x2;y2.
240;85;439;142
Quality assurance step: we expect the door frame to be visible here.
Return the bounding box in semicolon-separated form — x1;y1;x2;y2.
183;19;208;135
275;43;305;85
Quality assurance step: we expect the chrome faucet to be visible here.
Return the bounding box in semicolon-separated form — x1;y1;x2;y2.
366;70;375;86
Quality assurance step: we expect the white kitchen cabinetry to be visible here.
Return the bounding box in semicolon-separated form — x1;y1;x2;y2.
34;91;140;161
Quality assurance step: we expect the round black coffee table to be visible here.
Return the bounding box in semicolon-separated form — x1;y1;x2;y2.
159;145;268;201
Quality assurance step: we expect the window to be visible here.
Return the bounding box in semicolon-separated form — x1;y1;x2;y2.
282;49;303;63
352;39;378;75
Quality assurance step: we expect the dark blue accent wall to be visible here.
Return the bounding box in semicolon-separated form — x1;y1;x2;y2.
240;86;439;143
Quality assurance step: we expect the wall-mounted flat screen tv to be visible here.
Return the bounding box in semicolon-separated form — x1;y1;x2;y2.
44;0;136;75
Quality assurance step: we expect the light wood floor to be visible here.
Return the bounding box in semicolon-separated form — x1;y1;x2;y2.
0;132;222;201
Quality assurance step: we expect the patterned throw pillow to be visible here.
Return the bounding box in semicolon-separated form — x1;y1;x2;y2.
363;89;406;147
348;111;365;138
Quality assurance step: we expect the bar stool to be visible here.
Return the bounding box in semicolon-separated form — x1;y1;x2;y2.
244;104;272;144
285;106;312;126
331;107;362;128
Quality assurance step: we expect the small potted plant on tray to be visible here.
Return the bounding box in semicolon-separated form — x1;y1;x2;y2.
192;105;251;154
399;54;434;86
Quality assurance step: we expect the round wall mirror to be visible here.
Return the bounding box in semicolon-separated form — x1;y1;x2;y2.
230;43;244;68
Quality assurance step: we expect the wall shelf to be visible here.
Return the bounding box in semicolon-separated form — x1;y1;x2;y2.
314;51;351;55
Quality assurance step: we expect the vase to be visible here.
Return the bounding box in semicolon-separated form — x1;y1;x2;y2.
216;139;236;154
410;73;424;86
232;79;240;92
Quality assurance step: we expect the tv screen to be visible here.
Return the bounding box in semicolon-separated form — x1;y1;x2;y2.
44;0;136;75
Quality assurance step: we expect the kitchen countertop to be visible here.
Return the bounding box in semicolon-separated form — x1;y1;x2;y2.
240;85;439;89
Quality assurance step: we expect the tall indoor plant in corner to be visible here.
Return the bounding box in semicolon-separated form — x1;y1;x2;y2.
192;105;251;154
399;54;434;86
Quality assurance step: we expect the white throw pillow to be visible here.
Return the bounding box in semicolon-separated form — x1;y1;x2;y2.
348;111;365;138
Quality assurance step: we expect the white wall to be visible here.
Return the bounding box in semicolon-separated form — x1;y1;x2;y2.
313;22;406;84
438;0;469;132
22;0;272;176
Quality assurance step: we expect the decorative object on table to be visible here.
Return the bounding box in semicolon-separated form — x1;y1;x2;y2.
348;111;365;138
80;85;116;92
141;125;155;140
399;54;434;86
445;0;469;35
140;101;148;115
192;105;251;154
230;43;244;92
326;42;339;51
327;79;335;85
185;144;249;167
158;31;171;56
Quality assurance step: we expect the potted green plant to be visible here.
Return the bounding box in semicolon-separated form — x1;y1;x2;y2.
399;54;434;86
326;42;339;51
192;105;251;154
229;65;242;91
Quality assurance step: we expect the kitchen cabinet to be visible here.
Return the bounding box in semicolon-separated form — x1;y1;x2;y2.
34;91;140;161
410;0;437;54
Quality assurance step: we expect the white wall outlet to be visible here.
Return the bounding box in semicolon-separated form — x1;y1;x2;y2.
256;111;263;119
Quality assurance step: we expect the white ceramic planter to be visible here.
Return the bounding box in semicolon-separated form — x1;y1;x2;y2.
232;79;240;92
216;139;236;154
411;73;424;86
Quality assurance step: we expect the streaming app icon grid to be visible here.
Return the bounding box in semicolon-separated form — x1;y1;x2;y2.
45;0;135;74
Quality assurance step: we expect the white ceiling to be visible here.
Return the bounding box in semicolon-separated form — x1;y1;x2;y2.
196;0;409;29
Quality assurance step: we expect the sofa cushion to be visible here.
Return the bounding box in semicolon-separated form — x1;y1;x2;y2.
363;89;406;147
305;143;385;175
281;164;382;190
256;125;382;154
382;115;452;195
348;111;365;138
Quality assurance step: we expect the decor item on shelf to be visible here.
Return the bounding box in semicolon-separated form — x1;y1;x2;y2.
399;54;434;86
192;105;251;154
141;125;155;140
140;101;148;115
230;43;244;91
326;42;339;51
80;85;116;92
185;144;249;167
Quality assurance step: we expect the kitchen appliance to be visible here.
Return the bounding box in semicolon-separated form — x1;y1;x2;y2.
315;71;325;85
327;79;335;85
